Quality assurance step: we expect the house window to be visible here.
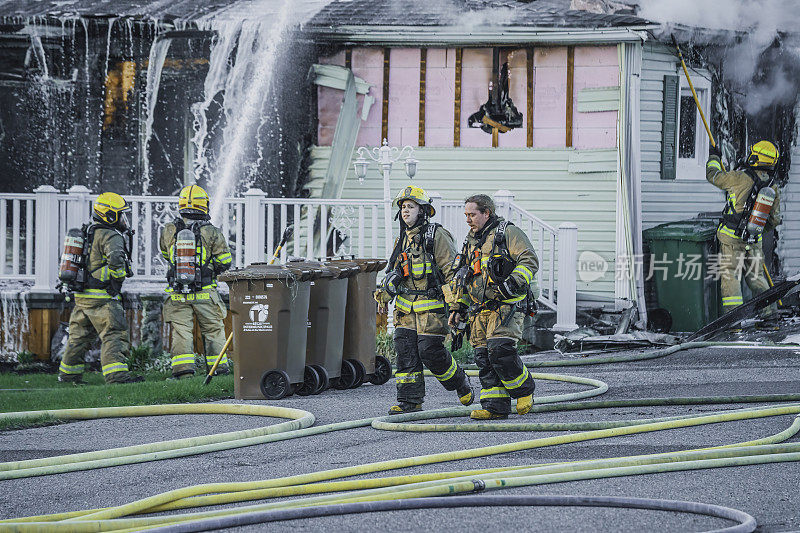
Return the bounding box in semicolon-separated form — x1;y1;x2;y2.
675;67;711;180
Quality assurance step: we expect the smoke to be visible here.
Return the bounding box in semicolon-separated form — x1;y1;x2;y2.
638;0;800;116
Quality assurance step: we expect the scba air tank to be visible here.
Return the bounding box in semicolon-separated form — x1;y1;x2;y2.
175;228;197;287
58;228;84;282
746;186;776;239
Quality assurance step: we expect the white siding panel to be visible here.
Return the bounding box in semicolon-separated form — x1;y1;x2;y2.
778;108;800;275
309;146;618;298
640;41;723;229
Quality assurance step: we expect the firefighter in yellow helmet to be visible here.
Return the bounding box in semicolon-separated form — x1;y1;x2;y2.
58;192;143;384
159;185;233;379
374;185;473;414
707;140;781;315
447;194;537;420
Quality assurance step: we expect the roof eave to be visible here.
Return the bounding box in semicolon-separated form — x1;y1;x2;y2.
305;25;657;46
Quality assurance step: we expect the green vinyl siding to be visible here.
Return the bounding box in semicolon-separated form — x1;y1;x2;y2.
308;146;618;298
640;41;724;229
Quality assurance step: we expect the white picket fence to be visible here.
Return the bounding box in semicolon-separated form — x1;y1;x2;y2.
0;186;578;331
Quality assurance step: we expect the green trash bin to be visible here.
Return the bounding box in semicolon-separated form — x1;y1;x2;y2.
643;219;722;333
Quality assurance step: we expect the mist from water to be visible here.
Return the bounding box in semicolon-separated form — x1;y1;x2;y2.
638;0;800;115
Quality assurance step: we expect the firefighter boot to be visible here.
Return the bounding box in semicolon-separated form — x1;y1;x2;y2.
470;409;508;420
516;394;533;415
388;402;423;415
457;376;474;406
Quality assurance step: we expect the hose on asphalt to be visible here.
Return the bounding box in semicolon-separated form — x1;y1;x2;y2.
3;400;799;532
142;494;757;533
1;340;798;532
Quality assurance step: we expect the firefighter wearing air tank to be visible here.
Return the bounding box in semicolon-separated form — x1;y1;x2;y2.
447;194;537;420
374;186;473;414
57;193;142;384
706;140;781;313
159;185;233;379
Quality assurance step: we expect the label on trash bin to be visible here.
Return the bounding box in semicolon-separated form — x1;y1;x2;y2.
242;295;273;332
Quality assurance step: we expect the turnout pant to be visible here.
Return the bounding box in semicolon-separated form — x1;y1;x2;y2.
163;289;229;377
469;305;535;415
393;308;469;405
718;233;772;315
59;296;133;383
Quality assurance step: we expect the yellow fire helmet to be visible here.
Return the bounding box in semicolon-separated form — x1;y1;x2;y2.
93;192;131;226
178;184;210;216
747;140;779;169
393;185;435;217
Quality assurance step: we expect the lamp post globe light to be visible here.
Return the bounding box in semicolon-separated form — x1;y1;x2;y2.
353;138;418;256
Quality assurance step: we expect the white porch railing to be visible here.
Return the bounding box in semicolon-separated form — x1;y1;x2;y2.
3;186;577;330
433;190;577;330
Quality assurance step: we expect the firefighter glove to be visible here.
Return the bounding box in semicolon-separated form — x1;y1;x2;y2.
381;270;403;297
448;310;463;329
454;265;471;289
709;142;722;158
373;289;392;305
107;278;123;297
495;277;520;300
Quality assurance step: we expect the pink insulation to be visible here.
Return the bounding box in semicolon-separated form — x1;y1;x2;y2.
316;45;620;150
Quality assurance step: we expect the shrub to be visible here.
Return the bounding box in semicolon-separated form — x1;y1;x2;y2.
16;350;35;365
127;343;152;371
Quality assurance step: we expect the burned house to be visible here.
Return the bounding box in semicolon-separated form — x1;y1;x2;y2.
0;1;321;198
0;0;797;360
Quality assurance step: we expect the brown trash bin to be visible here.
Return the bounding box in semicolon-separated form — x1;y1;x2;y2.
327;258;391;388
282;260;360;395
218;263;323;400
304;261;361;392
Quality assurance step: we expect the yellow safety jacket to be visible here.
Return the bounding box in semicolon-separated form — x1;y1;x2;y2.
457;217;538;310
391;223;457;314
77;226;131;300
706;155;781;243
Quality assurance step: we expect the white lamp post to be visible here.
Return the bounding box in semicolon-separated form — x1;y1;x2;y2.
353;138;418;256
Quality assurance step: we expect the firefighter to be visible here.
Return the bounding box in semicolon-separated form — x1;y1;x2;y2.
707;141;781;315
160;185;233;379
58;192;143;384
374;185;473;414
447;194;537;420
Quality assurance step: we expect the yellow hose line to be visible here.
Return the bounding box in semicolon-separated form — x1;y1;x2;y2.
0;404;313;479
0;372;601;484
3;361;799;533
59;403;800;526
4;408;799;532
28;410;799;524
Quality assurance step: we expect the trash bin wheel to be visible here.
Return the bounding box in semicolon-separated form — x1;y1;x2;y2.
332;360;356;390
310;364;329;394
260;370;292;400
296;366;321;397
347;358;366;389
368;355;392;385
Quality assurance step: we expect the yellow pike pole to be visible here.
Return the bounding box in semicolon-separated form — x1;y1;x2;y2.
672;35;725;171
203;225;294;385
762;264;782;306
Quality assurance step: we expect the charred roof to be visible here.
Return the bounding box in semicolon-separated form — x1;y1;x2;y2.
308;0;653;29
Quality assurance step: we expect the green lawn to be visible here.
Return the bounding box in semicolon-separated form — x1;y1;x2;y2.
0;371;234;431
